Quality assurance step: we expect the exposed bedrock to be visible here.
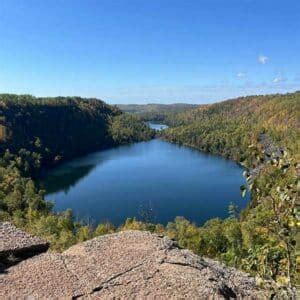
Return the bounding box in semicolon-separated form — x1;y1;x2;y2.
0;222;49;264
0;229;265;299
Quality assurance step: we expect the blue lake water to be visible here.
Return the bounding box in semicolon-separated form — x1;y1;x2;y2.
146;122;168;131
42;130;249;226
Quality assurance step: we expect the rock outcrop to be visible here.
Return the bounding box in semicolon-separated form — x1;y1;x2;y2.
0;222;49;260
249;133;284;179
0;230;264;299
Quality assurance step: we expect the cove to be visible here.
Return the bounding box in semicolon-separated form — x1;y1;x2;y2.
41;133;249;226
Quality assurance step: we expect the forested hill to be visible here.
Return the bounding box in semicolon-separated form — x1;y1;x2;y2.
117;103;200;122
0;94;154;171
163;92;299;166
0;94;119;168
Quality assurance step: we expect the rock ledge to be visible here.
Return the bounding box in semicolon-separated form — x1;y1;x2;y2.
0;230;264;298
0;222;49;259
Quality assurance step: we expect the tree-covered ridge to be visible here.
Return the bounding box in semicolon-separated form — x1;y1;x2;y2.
163;92;299;166
109;114;155;145
0;94;154;173
117;103;200;122
0;94;120;167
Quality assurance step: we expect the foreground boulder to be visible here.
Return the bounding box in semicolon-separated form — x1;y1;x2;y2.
0;222;49;260
0;230;264;298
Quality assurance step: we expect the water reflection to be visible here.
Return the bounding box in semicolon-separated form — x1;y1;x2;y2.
41;142;155;195
41;164;96;195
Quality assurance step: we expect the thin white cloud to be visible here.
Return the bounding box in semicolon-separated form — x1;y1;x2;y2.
272;76;286;83
237;72;246;78
258;55;269;64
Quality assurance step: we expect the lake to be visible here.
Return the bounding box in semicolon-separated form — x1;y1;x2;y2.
146;121;168;131
41;125;249;226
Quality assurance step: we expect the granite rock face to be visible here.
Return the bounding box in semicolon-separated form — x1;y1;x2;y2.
0;230;263;299
0;222;49;259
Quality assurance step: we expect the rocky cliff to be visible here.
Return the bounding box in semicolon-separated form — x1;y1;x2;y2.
0;223;265;298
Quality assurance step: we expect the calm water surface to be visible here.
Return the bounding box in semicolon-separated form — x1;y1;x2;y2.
146;122;168;131
42;124;249;225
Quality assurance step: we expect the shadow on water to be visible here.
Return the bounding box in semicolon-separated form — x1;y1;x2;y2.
40;142;151;195
40;164;96;195
41;120;170;195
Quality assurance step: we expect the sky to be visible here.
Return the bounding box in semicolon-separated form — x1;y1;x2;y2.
0;0;299;104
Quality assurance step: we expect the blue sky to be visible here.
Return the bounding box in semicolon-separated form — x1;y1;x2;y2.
0;0;299;104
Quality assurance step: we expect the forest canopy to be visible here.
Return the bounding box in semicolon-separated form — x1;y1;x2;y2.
0;94;154;172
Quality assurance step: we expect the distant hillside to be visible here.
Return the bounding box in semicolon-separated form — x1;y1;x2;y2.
117;103;200;122
163;92;299;165
117;103;199;114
